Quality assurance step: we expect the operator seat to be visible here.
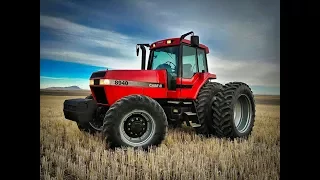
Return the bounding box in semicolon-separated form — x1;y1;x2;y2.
183;64;193;78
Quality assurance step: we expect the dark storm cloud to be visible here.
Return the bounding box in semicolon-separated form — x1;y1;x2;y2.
135;0;280;63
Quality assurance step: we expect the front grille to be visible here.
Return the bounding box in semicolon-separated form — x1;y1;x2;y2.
94;79;100;85
90;71;106;78
91;87;108;104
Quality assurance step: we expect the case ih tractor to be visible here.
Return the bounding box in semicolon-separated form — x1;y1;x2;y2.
63;31;255;149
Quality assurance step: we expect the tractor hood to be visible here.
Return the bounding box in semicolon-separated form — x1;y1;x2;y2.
90;69;168;86
89;69;168;105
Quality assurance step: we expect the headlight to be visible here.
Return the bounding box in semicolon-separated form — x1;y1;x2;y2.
89;79;111;85
100;79;110;85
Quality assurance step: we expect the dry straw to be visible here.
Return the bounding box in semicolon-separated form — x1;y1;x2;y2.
40;96;280;180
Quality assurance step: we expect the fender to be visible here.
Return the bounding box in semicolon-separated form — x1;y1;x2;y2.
178;73;217;99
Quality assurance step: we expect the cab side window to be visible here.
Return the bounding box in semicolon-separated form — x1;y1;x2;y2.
182;45;197;78
197;48;207;72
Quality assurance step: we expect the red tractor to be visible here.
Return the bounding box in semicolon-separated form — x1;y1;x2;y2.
63;31;256;149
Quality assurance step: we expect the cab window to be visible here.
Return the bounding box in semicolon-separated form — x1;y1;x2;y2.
182;45;197;78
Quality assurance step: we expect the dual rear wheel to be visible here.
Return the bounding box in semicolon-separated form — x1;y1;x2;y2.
195;81;255;138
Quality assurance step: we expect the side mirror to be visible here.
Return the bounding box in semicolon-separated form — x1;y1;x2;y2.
191;35;199;47
136;46;139;56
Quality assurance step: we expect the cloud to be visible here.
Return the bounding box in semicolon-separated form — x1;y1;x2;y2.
40;15;150;69
130;0;280;87
40;14;137;51
40;0;279;90
40;15;129;41
40;48;143;69
132;0;280;63
207;55;280;87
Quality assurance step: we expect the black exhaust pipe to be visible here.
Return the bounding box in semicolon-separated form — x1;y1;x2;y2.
179;31;194;42
180;31;199;47
136;44;150;70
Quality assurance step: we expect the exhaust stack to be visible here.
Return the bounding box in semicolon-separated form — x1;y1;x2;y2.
136;44;150;70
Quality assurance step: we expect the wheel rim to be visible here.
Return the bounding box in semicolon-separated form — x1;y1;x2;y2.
233;94;252;133
119;110;156;146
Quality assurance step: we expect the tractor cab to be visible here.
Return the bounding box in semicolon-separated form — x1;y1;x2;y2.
136;31;211;92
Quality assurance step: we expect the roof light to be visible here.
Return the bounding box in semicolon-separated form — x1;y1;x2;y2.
166;40;172;44
152;44;156;47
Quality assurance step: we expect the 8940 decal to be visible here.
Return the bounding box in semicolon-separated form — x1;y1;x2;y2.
109;79;164;88
114;80;129;86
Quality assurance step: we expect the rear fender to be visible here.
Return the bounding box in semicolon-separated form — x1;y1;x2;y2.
178;73;217;99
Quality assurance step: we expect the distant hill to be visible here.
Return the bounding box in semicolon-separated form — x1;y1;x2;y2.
44;86;82;90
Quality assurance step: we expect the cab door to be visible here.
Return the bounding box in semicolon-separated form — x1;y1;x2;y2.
179;44;208;99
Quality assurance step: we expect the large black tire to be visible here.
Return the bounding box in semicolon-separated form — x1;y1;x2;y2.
213;82;256;139
194;81;223;136
77;95;100;134
102;95;168;149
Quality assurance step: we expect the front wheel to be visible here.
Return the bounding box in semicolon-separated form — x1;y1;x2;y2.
102;95;168;149
213;82;256;139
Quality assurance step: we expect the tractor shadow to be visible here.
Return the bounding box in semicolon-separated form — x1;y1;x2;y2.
88;125;214;152
88;131;163;152
168;124;195;134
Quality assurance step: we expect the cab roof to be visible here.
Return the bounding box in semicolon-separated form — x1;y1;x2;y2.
149;37;209;54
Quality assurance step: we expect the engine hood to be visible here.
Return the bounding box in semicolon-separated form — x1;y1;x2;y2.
104;69;167;84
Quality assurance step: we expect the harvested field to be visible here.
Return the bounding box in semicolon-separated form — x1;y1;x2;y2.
40;94;280;180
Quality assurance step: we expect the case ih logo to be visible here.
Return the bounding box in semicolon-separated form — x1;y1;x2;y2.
149;83;162;88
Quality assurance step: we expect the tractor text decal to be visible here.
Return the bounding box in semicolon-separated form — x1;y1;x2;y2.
149;83;163;88
108;79;165;88
114;80;129;86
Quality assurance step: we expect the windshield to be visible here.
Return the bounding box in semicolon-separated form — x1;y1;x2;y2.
150;46;179;77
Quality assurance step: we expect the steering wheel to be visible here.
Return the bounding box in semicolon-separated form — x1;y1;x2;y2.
156;61;177;76
165;61;176;70
156;63;176;75
156;64;172;71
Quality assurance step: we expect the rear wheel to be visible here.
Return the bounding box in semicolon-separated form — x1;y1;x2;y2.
77;94;101;134
213;82;256;138
194;81;223;136
102;95;168;149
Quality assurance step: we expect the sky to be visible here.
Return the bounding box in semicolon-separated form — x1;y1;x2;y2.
40;0;280;95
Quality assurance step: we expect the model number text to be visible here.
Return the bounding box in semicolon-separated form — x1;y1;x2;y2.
114;80;129;85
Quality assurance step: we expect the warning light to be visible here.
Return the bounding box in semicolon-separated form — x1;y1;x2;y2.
152;44;156;47
166;40;172;44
